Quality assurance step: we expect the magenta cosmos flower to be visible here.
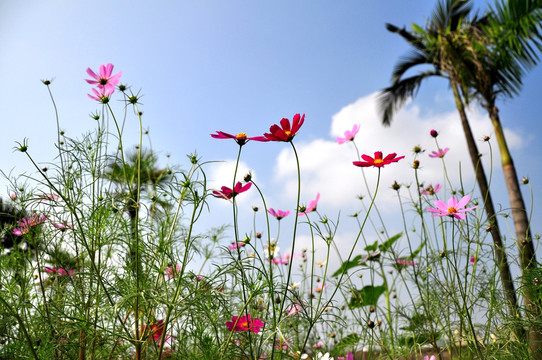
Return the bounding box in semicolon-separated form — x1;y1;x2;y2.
427;195;478;220
87;86;114;102
212;182;252;200
85;63;122;92
226;314;265;333
268;208;290;220
420;184;442;195
45;267;75;277
262;113;305;142
428;148;449;158
353;151;405;168
210;131;268;146
336;124;360;144
298;193;320;216
13;214;48;236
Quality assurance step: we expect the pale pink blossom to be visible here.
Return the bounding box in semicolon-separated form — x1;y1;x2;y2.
428;148;449;158
336;124;360;144
427;195;478;220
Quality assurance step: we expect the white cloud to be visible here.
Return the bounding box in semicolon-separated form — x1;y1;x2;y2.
271;92;522;215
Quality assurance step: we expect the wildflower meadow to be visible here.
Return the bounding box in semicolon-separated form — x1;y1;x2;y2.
0;57;540;360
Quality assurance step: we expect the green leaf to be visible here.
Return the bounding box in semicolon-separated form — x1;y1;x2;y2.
364;241;378;252
349;285;387;309
332;255;364;278
407;240;426;260
332;333;360;354
378;232;402;253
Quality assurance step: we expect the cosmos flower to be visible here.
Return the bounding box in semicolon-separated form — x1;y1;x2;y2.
12;214;47;236
428;148;449;158
165;264;181;279
298;193;320;216
210;131;268;146
420;184;442;195
88;86;114;102
353;151;405;168
228;242;246;250
396;259;418;266
268;208;290;220
225;314;265;333
44;267;75;277
212;182;252;200
336;124;360;144
262;114;305;142
427;195;478;220
85;63;122;92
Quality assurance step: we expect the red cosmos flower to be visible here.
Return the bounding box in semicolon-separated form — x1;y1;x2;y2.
211;131;268;146
226;314;265;333
262;114;305;142
212;182;252;200
353;151;405;168
268;208;290;220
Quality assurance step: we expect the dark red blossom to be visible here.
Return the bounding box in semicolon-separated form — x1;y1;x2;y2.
353;151;405;168
212;182;252;200
263;114;305;142
211;131;268;146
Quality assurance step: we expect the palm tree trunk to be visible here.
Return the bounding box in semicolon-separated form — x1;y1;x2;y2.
487;104;541;357
450;83;525;339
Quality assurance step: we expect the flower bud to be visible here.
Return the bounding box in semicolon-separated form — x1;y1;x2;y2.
244;173;252;182
367;321;375;329
430;129;438;138
391;181;401;191
522;177;529;185
413;160;420;169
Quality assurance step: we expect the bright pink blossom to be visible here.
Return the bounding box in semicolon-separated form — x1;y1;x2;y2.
45;267;75;277
268;208;290;220
226;314;265;333
52;221;72;231
211;131;268;146
212;182;252;200
428;148;449;158
424;356;436;360
336;124;360;144
470;256;476;264
312;341;324;349
88;86;114;102
298;193;320;216
427;195;478;220
262;114;305;142
228;242;246;250
353;151;405;168
420;184;442;195
12;214;47;236
85;63;122;92
165;264;181;279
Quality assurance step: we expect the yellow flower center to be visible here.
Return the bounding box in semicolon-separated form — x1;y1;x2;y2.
374;159;383;164
284;130;291;136
236;133;247;139
447;207;457;214
241;321;249;328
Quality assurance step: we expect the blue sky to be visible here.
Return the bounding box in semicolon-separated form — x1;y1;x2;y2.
1;1;541;271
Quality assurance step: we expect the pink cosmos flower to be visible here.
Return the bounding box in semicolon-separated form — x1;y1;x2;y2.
428;148;449;158
262;114;305;142
211;131;269;146
88;86;114;102
143;320;171;346
165;264;181;279
287;302;303;316
420;184;442;195
85;63;122;92
228;242;246;250
41;193;59;201
312;283;328;293
336;124;360;144
52;221;72;231
268;208;290;220
396;259;418;266
427;195;478;220
424;356;436;360
225;314;265;333
298;193;320;216
10;192;17;200
353;151;405;168
45;267;75;277
13;214;47;236
212;182;252;200
470;256;476;264
312;341;324;349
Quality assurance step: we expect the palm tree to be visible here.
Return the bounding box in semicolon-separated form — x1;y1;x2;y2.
379;0;524;341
